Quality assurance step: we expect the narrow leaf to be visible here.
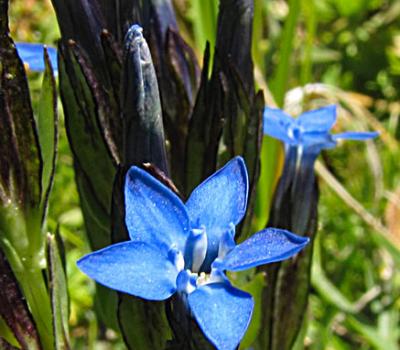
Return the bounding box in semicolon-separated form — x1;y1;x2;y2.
0;316;19;348
37;48;58;214
51;0;107;76
185;43;214;195
47;233;70;350
0;337;20;350
58;43;116;213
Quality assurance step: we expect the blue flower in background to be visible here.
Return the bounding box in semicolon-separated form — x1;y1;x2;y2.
263;105;379;234
15;43;58;73
78;157;309;350
263;105;378;153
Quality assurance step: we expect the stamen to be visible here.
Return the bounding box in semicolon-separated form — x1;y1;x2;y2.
209;259;228;284
168;246;184;272
218;223;236;258
209;268;226;284
296;145;303;170
176;270;197;294
189;227;208;273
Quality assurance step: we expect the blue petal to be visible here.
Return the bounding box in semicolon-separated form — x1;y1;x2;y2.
297;105;337;132
185;157;248;270
15;43;58;73
263;107;294;143
188;282;254;350
219;228;309;271
77;241;178;300
125;166;190;252
332;131;379;141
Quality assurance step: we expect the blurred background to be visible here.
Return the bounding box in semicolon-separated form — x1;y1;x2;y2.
9;0;400;348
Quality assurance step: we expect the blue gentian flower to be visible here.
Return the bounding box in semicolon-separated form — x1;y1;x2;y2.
263;105;378;233
263;105;378;153
15;43;58;73
78;157;309;350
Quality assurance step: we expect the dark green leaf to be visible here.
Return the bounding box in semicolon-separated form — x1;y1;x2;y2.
0;249;41;350
257;153;319;350
97;0;140;43
0;0;42;211
185;43;215;195
51;0;107;78
118;295;171;350
161;28;200;189
100;30;123;107
58;42;116;213
165;296;214;350
215;0;255;93
74;164;111;250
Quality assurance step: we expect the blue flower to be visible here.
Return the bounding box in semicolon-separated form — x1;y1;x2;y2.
15;43;58;73
77;157;309;350
263;105;379;234
263;105;378;153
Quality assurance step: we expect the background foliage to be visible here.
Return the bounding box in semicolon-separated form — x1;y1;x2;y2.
7;0;400;349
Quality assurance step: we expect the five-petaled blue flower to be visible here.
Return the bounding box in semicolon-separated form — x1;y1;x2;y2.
78;157;309;350
263;105;379;153
15;43;58;73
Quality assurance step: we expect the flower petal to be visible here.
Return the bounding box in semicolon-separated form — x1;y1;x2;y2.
188;282;253;350
77;241;178;300
332;131;379;141
15;43;58;72
263;107;294;143
186;157;248;269
297;105;337;132
125;166;190;251
220;228;309;271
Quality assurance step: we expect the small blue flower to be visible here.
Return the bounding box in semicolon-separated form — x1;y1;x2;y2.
77;157;309;350
263;105;378;153
15;43;58;73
